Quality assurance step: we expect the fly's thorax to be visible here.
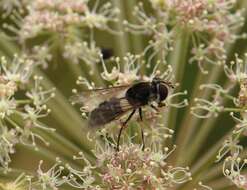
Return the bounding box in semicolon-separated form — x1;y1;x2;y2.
126;82;152;106
149;87;158;102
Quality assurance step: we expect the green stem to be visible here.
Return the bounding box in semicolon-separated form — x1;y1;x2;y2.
223;107;246;112
19;144;80;170
0;33;19;56
202;149;247;182
124;0;143;55
68;62;85;79
15;100;32;105
111;0;129;59
0;168;34;178
169;31;190;85
177;81;234;166
191;132;231;175
165;31;190;144
6;116;87;168
68;60;104;87
178;131;231;190
207;178;237;190
35;122;82;153
202;164;222;182
34;68;94;156
175;66;222;164
34;123;95;164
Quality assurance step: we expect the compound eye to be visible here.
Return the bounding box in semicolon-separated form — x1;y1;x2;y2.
159;84;168;101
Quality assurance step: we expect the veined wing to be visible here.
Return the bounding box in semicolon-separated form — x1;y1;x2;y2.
88;97;140;128
69;85;131;111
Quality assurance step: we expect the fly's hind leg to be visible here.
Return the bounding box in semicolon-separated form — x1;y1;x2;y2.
116;109;136;151
138;108;145;151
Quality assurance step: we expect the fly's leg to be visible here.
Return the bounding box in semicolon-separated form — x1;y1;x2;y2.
150;104;159;112
150;102;166;112
116;109;136;151
138;108;145;151
158;102;166;107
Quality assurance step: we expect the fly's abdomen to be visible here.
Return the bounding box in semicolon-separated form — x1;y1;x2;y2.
88;98;125;127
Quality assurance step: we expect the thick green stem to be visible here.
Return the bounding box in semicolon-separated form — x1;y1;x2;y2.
0;168;34;179
207;178;237;190
34;124;95;165
177;81;234;166
6;116;87;169
35;123;82;154
202;164;222;182
175;66;222;163
177;132;231;190
111;0;129;59
34;69;94;156
165;31;190;144
0;33;19;56
191;132;231;175
7;114;83;160
19;144;80;170
124;0;143;55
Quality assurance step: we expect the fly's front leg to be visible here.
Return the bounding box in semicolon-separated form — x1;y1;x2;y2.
150;104;159;112
116;109;136;151
158;102;166;107
150;101;166;112
138;108;145;151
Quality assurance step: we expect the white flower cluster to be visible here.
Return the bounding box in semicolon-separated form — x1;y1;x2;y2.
0;158;69;190
192;53;247;188
125;0;245;73
67;143;192;189
3;0;119;67
0;1;245;189
0;55;55;172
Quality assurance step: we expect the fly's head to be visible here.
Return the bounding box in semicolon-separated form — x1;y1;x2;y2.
152;77;174;103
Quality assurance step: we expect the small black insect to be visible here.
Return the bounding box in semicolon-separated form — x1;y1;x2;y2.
70;77;174;151
101;48;114;60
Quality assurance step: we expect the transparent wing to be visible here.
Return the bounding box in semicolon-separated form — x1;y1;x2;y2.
70;85;131;111
88;97;141;128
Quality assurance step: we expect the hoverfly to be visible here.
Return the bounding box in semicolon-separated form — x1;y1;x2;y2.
70;77;174;151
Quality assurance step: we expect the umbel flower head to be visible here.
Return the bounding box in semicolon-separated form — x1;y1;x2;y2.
125;0;245;73
0;0;246;190
0;54;55;172
3;0;119;67
67;143;192;189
